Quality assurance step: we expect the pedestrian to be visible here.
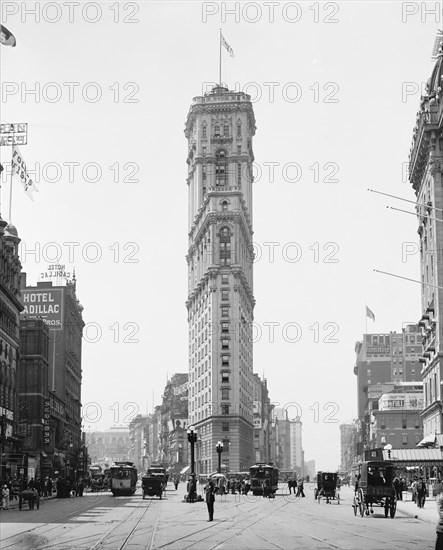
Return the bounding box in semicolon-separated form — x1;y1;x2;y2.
187;475;196;503
77;478;85;497
174;476;179;490
2;484;10;510
416;477;427;509
296;477;305;498
205;479;215;522
436;483;443;550
398;477;404;501
287;478;292;495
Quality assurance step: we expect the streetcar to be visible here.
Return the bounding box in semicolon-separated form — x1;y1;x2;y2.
110;461;138;496
249;462;279;496
352;461;397;518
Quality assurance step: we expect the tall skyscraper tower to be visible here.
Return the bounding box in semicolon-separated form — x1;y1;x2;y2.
185;85;256;472
409;43;443;441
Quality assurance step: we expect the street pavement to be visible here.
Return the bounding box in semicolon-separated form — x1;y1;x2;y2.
339;485;439;524
0;483;438;549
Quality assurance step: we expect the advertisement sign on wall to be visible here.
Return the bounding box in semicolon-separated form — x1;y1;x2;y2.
21;288;64;330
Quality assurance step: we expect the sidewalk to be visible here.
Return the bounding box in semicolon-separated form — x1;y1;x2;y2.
396;496;439;524
0;493;57;512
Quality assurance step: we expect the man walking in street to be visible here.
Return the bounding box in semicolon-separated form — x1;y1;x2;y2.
416;477;427;509
205;479;215;522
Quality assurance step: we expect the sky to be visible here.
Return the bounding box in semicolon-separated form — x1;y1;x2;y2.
0;1;439;470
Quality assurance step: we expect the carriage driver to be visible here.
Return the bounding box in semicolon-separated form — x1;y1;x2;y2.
369;467;385;486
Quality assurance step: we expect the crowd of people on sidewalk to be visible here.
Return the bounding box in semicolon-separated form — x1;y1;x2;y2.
0;475;90;509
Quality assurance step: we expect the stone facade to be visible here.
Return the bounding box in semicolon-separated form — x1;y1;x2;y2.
408;46;443;439
185;86;256;472
353;325;422;455
0;220;23;479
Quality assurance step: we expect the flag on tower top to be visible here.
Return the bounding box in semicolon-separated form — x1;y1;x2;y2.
221;31;234;57
0;25;16;47
366;306;375;322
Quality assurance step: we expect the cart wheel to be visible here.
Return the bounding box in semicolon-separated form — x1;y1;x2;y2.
390;498;397;519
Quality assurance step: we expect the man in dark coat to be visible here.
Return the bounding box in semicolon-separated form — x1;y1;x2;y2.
416;477;427;509
205;479;215;521
435;483;443;549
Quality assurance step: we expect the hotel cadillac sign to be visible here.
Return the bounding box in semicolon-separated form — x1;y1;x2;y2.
21;288;63;329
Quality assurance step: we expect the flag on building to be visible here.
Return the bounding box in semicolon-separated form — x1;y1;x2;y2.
221;32;234;57
366;306;375;322
11;146;39;200
0;25;16;47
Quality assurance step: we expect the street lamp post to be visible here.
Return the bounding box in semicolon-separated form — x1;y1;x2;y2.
216;441;223;474
384;443;392;459
187;426;197;503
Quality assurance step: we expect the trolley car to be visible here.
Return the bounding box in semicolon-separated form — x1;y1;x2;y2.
314;472;340;504
110;461;138;496
352;461;397;518
249;462;279;496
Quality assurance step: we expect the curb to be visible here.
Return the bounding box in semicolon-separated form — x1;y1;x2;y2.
395;502;437;524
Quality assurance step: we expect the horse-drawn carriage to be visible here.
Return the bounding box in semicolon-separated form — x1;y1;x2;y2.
142;475;163;499
352;461;396;518
18;489;40;510
314;472;340;504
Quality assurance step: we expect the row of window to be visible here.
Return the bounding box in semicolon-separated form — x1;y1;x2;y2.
201;122;242;139
379;433;421;445
368;335;420;346
378;418;421;429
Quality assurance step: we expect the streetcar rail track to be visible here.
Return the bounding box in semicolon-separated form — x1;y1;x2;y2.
1;493;121;548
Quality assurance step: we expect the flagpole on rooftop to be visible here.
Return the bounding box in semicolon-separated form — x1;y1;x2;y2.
219;28;222;86
9;146;13;222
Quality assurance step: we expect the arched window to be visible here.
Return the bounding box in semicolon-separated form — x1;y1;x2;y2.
202;122;207;139
224;122;229;136
219;227;231;266
214;123;220;137
222;201;228;211
216;150;227;186
237;122;242;137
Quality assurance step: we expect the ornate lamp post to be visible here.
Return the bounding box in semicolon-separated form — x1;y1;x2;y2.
216;441;223;474
187;426;197;502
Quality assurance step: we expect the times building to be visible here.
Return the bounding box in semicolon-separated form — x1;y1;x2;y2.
185;85;256;472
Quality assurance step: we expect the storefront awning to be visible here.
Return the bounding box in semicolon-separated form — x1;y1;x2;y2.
180;466;190;475
417;433;437;447
382;448;443;464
